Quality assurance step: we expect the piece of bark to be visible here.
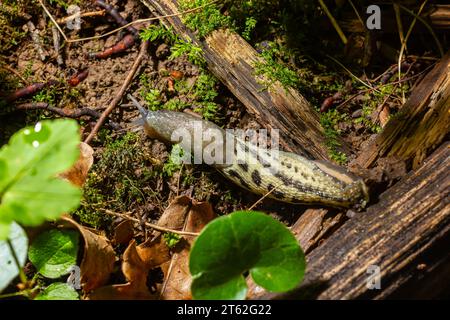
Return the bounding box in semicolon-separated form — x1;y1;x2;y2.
354;52;450;170
259;142;450;299
140;0;337;159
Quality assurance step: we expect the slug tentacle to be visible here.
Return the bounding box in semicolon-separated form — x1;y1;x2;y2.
130;95;369;208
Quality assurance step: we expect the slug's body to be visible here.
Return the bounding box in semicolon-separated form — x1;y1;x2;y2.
129;95;368;208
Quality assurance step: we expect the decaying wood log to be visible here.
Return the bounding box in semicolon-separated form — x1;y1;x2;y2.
140;0;336;160
354;52;450;170
259;142;450;299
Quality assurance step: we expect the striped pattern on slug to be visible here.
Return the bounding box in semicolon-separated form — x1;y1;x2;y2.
128;95;369;208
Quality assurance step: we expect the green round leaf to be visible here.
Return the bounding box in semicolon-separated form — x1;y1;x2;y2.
29;229;79;279
189;211;305;300
35;282;79;300
0;222;28;292
0;119;81;240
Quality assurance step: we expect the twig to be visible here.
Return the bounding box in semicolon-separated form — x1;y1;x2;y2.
102;209;200;236
94;0;138;36
84;40;148;144
397;0;428;103
393;3;407;54
334;65;433;110
248;184;281;211
41;0;219;44
318;0;347;45
38;0;68;42
326;55;378;92
51;25;63;66
15;102;120;128
56;10;106;24
348;0;364;28
0;64;29;85
398;4;444;58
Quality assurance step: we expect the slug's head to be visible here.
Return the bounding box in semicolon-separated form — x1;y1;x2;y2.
128;94;161;139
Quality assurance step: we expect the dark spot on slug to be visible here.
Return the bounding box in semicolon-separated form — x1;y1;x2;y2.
285;162;292;169
228;169;251;190
294;166;298;173
238;163;249;172
251;170;262;186
267;183;285;199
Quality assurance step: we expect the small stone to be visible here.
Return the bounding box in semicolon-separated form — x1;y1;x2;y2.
352;109;363;118
155;43;169;58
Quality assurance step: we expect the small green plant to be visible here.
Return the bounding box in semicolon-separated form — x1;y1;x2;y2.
179;0;231;38
170;41;206;67
0;119;81;298
194;101;220;121
0;119;81;239
192;73;218;102
33;87;57;104
140;23;178;44
164;98;189;111
163;232;181;248
162;144;184;177
142;88;162;111
1;226;80;299
28;229;79;279
242;16;257;40
254;41;300;90
320;109;349;165
189;211;305;300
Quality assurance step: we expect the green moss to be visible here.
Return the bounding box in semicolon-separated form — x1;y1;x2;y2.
169;41;206;67
179;0;231;39
140;23;178;44
320;109;349;165
74;132;156;228
254;41;300;90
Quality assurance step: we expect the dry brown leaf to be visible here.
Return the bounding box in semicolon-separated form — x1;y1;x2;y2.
159;200;216;300
89;196;216;300
112;219;134;245
155;195;191;232
88;240;155;300
59;142;94;187
379;105;390;127
61;216;115;292
136;235;171;269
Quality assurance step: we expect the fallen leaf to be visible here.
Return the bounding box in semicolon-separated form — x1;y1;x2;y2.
112;220;134;245
59;142;93;187
88;196;215;300
88;240;155;300
379;105;390;127
159;200;216;300
61;217;115;292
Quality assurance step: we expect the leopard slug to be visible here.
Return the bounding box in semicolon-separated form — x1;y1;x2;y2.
129;95;369;208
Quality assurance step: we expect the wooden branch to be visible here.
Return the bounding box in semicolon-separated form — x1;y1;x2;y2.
259;142;450;299
140;0;334;160
354;52;450;170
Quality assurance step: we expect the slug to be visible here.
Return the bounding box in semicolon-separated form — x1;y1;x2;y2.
128;95;369;208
